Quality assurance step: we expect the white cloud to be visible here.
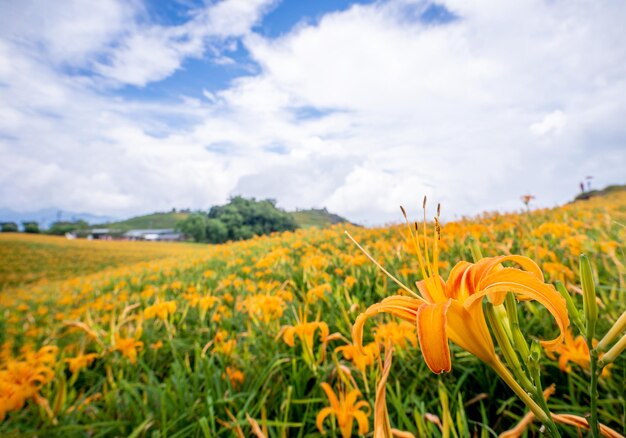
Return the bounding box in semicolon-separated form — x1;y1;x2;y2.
0;0;625;224
0;0;136;66
530;111;567;136
92;0;275;86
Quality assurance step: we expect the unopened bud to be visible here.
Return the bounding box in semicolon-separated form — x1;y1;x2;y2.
555;282;584;335
580;254;598;341
470;239;484;263
598;333;626;367
597;311;626;352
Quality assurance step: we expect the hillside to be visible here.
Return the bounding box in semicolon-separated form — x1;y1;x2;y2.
0;233;203;290
289;208;354;228
99;208;352;232
96;211;191;231
573;183;626;201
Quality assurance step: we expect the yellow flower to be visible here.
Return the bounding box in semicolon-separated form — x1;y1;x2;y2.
306;283;331;304
113;334;144;364
348;204;569;432
212;330;237;356
283;312;337;368
196;295;219;319
350;210;569;374
335;342;379;377
373;321;417;350
144;300;176;321
224;366;244;388
0;346;57;421
316;382;370;438
65;353;98;375
546;331;610;377
242;293;285;324
283;320;328;347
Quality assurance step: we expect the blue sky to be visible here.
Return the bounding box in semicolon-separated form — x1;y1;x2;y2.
116;0;448;101
0;0;624;225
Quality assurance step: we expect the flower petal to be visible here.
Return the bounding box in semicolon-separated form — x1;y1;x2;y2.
316;407;334;434
353;296;422;351
320;382;339;411
416;301;452;373
445;301;497;365
464;268;569;351
354;410;370;435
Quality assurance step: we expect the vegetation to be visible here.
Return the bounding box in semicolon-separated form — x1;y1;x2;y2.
97;206;350;238
22;221;40;234
0;234;203;290
1;192;625;437
47;220;90;236
0;222;18;233
178;196;299;243
290;208;353;228
574;183;626;202
96;211;191;232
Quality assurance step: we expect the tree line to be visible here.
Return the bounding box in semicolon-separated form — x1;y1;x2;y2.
176;196;299;243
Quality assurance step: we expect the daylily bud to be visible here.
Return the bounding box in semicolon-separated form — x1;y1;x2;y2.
470;240;483;263
580;254;598;342
596;311;626;352
555;282;584;335
598;333;626;367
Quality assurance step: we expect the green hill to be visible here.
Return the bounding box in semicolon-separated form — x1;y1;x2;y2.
98;208;353;232
289;208;354;228
97;212;191;232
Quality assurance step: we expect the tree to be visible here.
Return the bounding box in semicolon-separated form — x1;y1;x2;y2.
179;197;299;243
177;213;209;242
1;222;18;232
205;218;229;243
47;220;89;235
22;221;40;233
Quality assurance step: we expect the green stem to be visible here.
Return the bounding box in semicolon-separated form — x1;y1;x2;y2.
527;358;559;437
588;346;600;438
486;303;534;393
491;360;560;437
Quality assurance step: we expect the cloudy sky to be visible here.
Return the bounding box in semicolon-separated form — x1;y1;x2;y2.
1;0;624;225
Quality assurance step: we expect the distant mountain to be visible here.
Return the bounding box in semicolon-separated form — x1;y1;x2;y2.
0;208;117;229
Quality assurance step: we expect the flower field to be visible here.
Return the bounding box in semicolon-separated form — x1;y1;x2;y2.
1;192;625;437
0;234;205;290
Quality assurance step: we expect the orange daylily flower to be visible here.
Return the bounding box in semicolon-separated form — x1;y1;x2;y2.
65;353;99;375
336;342;379;377
0;346;57;421
350;206;569;375
546;330;611;377
317;382;370;438
113;334;144;364
283;320;329;351
282;310;339;366
143;300;176;321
